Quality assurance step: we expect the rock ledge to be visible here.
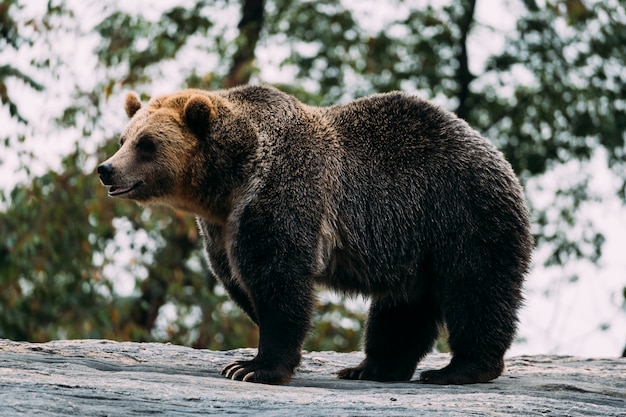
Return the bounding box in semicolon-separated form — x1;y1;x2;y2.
0;339;624;416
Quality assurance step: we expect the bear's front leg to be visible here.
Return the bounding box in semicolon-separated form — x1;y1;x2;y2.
220;212;316;385
220;297;312;384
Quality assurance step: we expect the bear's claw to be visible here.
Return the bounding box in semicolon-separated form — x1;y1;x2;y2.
220;359;292;385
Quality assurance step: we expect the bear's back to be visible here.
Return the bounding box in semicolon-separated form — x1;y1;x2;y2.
309;93;530;292
321;93;496;173
317;92;516;214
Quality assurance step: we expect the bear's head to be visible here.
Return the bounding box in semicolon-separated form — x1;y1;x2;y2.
97;90;221;215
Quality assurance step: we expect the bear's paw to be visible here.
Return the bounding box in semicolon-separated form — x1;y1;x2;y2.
221;357;295;385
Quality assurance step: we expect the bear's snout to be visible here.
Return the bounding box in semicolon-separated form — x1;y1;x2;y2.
98;162;114;185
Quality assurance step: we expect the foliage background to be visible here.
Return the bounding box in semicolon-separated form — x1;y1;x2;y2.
1;0;624;355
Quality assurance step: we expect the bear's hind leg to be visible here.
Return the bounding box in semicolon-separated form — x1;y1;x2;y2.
337;294;440;382
420;271;522;385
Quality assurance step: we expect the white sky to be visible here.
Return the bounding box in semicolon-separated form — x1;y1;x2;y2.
1;0;625;357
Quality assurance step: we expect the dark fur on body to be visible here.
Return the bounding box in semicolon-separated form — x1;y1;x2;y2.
98;85;533;385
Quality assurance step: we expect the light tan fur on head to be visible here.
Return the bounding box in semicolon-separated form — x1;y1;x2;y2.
100;90;219;216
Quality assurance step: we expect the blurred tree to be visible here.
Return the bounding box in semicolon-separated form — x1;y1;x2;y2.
1;145;125;341
0;0;624;354
0;0;43;124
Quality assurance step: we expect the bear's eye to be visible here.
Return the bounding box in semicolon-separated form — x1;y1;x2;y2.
136;137;156;157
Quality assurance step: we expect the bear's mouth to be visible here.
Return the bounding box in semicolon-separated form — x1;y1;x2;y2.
108;181;142;197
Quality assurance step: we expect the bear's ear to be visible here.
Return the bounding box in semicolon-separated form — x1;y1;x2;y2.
183;94;216;137
125;92;142;118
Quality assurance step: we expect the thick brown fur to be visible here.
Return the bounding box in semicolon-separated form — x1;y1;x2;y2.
98;85;533;386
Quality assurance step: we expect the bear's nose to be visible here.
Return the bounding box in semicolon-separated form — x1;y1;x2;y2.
97;163;114;185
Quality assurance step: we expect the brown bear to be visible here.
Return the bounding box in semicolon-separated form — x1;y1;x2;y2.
98;85;533;385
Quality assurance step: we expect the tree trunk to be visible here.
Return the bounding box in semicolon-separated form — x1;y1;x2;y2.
455;0;477;121
224;0;266;88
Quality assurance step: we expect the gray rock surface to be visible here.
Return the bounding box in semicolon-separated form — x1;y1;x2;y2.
0;339;624;416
